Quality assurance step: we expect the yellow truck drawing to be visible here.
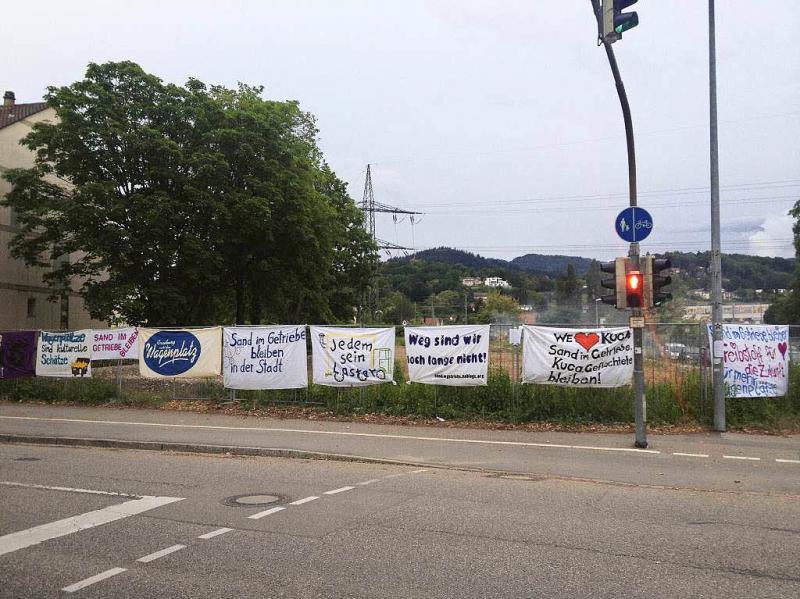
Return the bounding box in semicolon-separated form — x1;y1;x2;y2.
71;357;90;377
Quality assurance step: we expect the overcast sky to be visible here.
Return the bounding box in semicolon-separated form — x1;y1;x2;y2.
3;1;799;260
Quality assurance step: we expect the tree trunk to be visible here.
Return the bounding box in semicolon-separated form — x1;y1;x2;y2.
235;270;245;325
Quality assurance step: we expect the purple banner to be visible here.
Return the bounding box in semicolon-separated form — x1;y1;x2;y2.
0;330;37;379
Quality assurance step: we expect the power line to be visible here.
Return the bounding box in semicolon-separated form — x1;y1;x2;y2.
418;194;798;216
370;110;800;166
403;179;800;210
408;238;792;253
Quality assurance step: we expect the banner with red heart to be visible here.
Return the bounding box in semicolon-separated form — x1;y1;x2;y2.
521;326;633;388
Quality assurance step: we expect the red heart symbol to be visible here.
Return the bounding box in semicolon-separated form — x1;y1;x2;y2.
778;342;787;358
575;332;600;352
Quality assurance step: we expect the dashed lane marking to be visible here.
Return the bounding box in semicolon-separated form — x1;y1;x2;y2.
198;528;233;539
0;495;183;557
137;544;186;563
247;507;286;520
62;567;127;593
289;496;319;506
323;486;354;495
672;453;709;458
776;458;800;464
723;455;761;461
357;479;380;486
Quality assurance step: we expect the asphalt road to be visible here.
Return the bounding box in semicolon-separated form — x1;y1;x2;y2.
1;426;799;597
1;403;798;496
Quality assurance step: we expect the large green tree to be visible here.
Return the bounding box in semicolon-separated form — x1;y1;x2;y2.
2;61;376;326
764;200;800;324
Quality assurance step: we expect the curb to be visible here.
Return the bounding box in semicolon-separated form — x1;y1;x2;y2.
0;433;433;470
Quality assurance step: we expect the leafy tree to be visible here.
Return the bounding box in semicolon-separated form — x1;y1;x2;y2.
554;262;579;306
2;61;376;326
584;260;601;300
477;291;520;324
764;200;800;324
378;291;416;325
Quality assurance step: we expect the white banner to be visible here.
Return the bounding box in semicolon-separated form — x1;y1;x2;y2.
223;326;308;390
405;325;489;386
36;330;92;378
707;324;789;397
139;327;222;378
522;326;633;387
311;326;395;387
91;327;139;361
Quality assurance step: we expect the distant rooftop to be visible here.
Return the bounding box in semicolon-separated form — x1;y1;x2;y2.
0;91;48;130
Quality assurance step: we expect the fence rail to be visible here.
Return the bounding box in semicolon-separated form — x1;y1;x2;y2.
2;323;799;428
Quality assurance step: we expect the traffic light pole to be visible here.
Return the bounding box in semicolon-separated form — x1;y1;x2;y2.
591;0;647;447
709;0;725;432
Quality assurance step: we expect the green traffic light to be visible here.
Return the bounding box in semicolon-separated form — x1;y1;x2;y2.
614;12;639;34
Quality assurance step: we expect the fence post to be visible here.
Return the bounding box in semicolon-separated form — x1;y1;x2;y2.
116;359;123;402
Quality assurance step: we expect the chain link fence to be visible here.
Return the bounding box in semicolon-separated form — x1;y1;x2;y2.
3;323;799;427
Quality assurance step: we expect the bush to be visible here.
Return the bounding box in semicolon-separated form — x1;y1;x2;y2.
2;363;798;430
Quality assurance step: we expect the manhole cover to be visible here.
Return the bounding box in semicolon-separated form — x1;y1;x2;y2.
222;494;284;507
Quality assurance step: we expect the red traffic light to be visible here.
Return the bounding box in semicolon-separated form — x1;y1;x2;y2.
626;270;643;308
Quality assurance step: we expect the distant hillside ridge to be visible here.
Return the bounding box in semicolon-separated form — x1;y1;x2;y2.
665;251;794;290
386;247;795;290
396;248;512;271
391;247;592;277
510;253;594;276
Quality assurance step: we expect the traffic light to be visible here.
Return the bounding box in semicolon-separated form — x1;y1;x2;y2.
642;256;673;308
602;0;640;44
600;257;628;309
625;269;643;308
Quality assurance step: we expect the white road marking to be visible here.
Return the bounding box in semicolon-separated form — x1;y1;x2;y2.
198;527;233;539
776;458;800;464
247;506;286;520
723;455;761;461
62;567;127;593
0;495;182;557
0;481;139;497
137;544;186;563
289;496;319;506
357;479;380;485
0;415;661;455
410;468;430;474
323;486;354;495
672;453;709;458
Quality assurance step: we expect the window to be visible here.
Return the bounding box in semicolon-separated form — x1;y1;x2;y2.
26;297;36;318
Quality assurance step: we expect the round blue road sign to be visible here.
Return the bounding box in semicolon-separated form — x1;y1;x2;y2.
615;207;653;243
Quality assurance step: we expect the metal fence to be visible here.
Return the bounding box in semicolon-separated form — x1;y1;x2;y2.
3;323;798;424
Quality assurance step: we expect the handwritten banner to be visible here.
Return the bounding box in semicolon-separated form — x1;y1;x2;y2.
91;327;139;361
139;327;221;378
522;326;633;387
0;331;37;379
223;326;308;390
311;326;395;387
36;330;92;378
708;324;789;397
404;325;490;386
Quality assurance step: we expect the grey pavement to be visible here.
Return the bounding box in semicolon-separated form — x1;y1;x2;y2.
0;402;798;496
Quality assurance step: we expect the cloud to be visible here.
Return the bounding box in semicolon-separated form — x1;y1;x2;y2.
748;213;794;258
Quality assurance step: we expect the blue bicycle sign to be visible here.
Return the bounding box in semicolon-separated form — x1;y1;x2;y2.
615;207;653;243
